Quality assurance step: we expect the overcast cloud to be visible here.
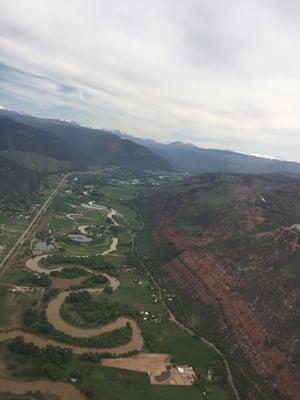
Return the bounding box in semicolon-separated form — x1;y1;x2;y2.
0;0;300;161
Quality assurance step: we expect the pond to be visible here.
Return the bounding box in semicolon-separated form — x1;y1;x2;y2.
34;241;54;251
68;234;93;243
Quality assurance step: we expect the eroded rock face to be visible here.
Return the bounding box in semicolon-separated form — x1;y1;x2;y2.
139;174;300;399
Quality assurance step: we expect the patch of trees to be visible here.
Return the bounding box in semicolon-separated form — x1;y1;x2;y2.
134;200;179;267
7;336;72;380
208;357;226;383
104;285;113;294
88;187;104;202
50;266;86;279
42;288;59;303
23;309;38;327
71;273;108;289
80;348;139;363
42;254;116;276
61;291;136;327
36;229;52;242
18;272;51;288
0;287;8;305
9;336;72;365
23;238;31;257
24;309;132;348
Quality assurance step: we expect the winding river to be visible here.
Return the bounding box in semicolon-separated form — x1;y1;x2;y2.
77;205;120;255
0;251;144;399
22;255;143;355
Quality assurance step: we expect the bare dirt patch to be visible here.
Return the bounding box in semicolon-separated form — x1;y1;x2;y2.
102;353;195;385
50;276;85;289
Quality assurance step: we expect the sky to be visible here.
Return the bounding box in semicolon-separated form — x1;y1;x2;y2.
0;0;300;161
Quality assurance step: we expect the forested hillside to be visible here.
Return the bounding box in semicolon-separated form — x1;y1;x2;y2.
136;173;300;400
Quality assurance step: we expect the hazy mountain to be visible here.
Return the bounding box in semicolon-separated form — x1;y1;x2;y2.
0;116;76;164
2;107;300;200
0;111;172;198
0;116;75;199
115;132;300;175
0;110;171;171
0;154;40;200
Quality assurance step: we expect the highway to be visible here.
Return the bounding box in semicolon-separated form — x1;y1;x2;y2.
0;174;67;278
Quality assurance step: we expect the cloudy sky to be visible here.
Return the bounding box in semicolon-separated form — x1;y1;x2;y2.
0;0;300;161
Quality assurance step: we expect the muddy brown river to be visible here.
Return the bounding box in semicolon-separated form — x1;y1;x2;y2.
51;276;85;289
24;256;143;355
0;209;142;398
0;376;85;400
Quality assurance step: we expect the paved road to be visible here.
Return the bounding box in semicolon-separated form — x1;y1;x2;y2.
0;174;67;278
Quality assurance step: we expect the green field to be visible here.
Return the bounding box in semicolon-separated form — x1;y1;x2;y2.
106;270;162;314
0;287;41;329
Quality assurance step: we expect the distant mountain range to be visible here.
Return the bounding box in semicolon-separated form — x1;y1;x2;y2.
115;131;300;175
1;108;300;198
0;110;171;198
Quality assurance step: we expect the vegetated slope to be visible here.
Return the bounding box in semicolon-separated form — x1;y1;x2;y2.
0;112;172;198
116;132;300;175
0;110;172;172
0;116;75;163
0;154;40;199
136;173;300;400
0;116;75;199
4;108;299;176
150;142;300;175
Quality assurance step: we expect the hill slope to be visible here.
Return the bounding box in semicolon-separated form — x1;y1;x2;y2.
0;154;40;200
0;116;75;199
0;110;171;171
3;108;300;176
0;112;172;198
0;116;75;162
136;173;300;400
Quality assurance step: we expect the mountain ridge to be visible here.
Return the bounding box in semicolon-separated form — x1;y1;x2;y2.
135;172;300;399
2;108;300;175
114;132;300;175
0;112;172;199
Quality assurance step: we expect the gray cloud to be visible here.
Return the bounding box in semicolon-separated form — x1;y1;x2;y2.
0;0;299;161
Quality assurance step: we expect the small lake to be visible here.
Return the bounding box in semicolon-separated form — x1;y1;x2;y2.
68;234;93;243
34;241;54;251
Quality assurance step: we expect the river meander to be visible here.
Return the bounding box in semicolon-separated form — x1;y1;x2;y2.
0;248;143;399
